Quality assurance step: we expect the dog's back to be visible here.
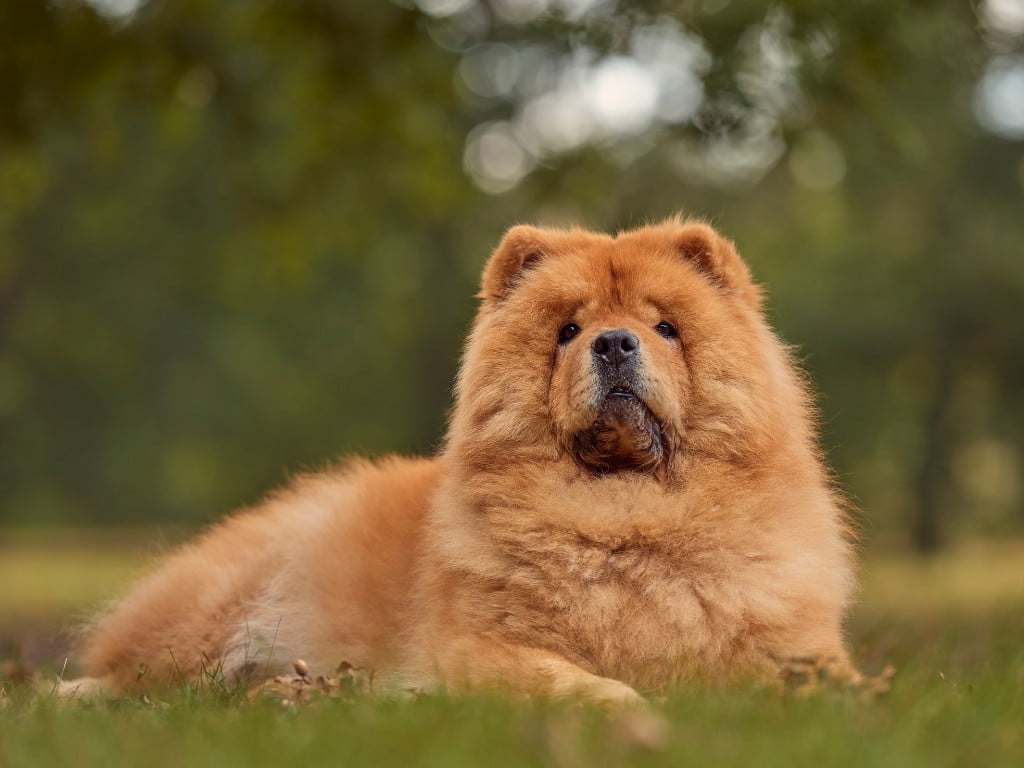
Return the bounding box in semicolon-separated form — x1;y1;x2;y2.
67;456;442;696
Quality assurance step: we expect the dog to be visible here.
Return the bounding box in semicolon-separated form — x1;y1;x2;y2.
61;218;859;706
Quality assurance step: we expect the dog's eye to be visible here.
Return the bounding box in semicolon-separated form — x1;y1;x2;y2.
558;323;581;344
654;322;677;338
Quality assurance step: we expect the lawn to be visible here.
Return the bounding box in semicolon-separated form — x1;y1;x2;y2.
1;534;1022;768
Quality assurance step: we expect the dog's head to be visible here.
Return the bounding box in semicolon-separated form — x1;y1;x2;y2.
451;218;790;477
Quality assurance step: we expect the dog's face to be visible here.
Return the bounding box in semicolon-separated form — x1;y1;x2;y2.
453;219;781;475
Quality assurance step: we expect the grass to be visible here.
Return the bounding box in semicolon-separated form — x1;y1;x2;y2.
2;534;1023;768
0;527;182;621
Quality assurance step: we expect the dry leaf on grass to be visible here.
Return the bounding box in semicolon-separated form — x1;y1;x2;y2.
248;660;376;707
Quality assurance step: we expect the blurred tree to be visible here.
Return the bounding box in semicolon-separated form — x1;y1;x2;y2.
0;0;1021;552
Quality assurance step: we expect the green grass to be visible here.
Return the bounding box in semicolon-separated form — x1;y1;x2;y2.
2;536;1023;768
2;670;1022;768
0;527;182;621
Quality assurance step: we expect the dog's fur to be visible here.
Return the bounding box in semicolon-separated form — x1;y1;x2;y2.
66;219;858;705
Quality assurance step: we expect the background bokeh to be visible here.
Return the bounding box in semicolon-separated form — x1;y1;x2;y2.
2;0;1023;555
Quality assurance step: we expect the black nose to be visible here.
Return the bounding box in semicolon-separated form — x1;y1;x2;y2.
592;329;639;367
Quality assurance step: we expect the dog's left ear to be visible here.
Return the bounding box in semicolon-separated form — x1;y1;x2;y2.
480;225;550;303
673;222;762;306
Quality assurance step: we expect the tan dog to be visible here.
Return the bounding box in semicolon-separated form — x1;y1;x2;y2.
64;219;857;705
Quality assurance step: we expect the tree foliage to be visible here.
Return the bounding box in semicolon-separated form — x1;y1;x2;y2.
1;0;1021;550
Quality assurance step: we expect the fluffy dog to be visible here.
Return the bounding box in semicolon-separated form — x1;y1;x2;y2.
65;219;858;705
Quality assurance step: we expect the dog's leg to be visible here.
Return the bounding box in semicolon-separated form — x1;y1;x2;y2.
770;625;866;693
423;637;645;708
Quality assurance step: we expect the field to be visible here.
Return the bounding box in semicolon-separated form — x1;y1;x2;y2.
2;531;1022;767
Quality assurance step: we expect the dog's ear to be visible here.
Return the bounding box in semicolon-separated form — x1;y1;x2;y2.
673;222;760;304
480;225;550;302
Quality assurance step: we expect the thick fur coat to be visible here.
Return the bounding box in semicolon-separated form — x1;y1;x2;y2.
66;219;858;705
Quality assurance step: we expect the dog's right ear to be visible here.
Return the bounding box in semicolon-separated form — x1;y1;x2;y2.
479;225;549;303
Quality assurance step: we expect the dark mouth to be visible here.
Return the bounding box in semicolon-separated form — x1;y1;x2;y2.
607;386;637;399
571;389;670;475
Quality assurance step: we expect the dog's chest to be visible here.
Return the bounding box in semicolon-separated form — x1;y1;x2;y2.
501;536;755;680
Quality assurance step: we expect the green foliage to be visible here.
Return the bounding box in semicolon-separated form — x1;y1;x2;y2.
0;1;1021;548
3;637;1023;768
2;682;1020;768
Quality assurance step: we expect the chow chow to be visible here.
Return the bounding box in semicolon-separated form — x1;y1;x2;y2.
63;218;858;705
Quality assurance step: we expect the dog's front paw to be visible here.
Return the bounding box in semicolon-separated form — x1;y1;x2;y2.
586;677;646;709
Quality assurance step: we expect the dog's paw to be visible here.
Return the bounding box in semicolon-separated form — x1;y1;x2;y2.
587;677;647;710
54;676;109;703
